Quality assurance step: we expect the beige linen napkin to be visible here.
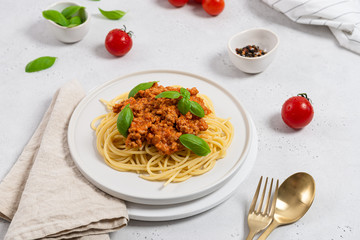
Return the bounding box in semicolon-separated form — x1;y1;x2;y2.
0;80;128;240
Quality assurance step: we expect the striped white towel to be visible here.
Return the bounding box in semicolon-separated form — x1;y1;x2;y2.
262;0;360;54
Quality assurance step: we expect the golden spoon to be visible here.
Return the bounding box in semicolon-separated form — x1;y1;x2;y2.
257;172;315;240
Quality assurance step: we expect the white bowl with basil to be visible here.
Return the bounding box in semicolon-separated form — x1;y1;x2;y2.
43;1;91;43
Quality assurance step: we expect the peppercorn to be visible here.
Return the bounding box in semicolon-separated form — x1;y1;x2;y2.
235;45;267;58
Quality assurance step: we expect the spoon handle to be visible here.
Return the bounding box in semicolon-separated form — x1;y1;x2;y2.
257;221;280;240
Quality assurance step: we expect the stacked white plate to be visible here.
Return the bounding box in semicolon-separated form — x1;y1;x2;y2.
68;70;258;221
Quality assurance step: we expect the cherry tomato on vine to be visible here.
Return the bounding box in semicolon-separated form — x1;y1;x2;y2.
168;0;189;7
105;26;133;57
281;93;314;129
202;0;225;16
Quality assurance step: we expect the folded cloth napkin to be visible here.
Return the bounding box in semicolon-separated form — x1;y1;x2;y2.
0;80;128;240
262;0;360;54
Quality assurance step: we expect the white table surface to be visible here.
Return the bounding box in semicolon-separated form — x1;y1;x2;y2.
1;0;359;239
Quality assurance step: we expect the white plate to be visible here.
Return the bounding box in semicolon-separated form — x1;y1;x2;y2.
68;70;253;205
127;119;258;221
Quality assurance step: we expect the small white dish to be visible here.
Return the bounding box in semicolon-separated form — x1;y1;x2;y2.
45;1;91;43
227;28;279;74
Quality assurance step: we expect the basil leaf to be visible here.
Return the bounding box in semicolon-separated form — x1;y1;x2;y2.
61;6;83;19
67;16;82;27
128;81;157;98
190;101;205;118
25;56;56;73
42;10;69;26
78;7;87;22
177;98;191;115
117;104;133;137
67;24;79;28
155;91;181;99
179;134;211;156
98;8;126;20
180;87;190;100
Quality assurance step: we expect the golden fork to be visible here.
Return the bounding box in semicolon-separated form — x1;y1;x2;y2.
246;176;279;240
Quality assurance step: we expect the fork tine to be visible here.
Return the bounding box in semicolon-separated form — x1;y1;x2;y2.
269;179;279;216
256;177;268;213
249;176;263;214
263;178;274;214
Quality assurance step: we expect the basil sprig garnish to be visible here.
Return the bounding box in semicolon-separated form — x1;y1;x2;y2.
25;56;57;73
156;87;205;118
42;6;86;28
128;81;157;98
179;134;211;156
98;8;126;20
117;104;133;137
180;87;190;100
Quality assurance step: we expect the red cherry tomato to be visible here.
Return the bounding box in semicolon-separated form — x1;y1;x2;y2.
194;0;203;3
168;0;189;7
281;94;314;129
105;26;133;57
202;0;225;16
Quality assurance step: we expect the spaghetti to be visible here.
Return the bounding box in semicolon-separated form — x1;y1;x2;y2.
91;83;233;185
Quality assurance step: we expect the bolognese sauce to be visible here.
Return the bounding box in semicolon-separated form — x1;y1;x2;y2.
112;83;211;155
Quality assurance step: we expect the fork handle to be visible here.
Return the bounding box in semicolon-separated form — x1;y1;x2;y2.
257;221;280;240
245;230;257;240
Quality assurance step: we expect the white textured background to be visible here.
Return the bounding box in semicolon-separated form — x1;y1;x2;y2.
1;0;359;239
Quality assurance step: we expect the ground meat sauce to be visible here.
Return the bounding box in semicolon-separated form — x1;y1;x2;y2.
112;83;211;155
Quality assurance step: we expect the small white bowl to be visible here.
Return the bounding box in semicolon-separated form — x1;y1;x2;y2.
45;1;91;43
227;28;279;74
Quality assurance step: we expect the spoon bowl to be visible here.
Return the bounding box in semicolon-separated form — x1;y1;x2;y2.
275;172;315;224
258;172;315;240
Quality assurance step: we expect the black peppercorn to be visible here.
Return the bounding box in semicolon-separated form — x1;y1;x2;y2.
235;45;267;58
